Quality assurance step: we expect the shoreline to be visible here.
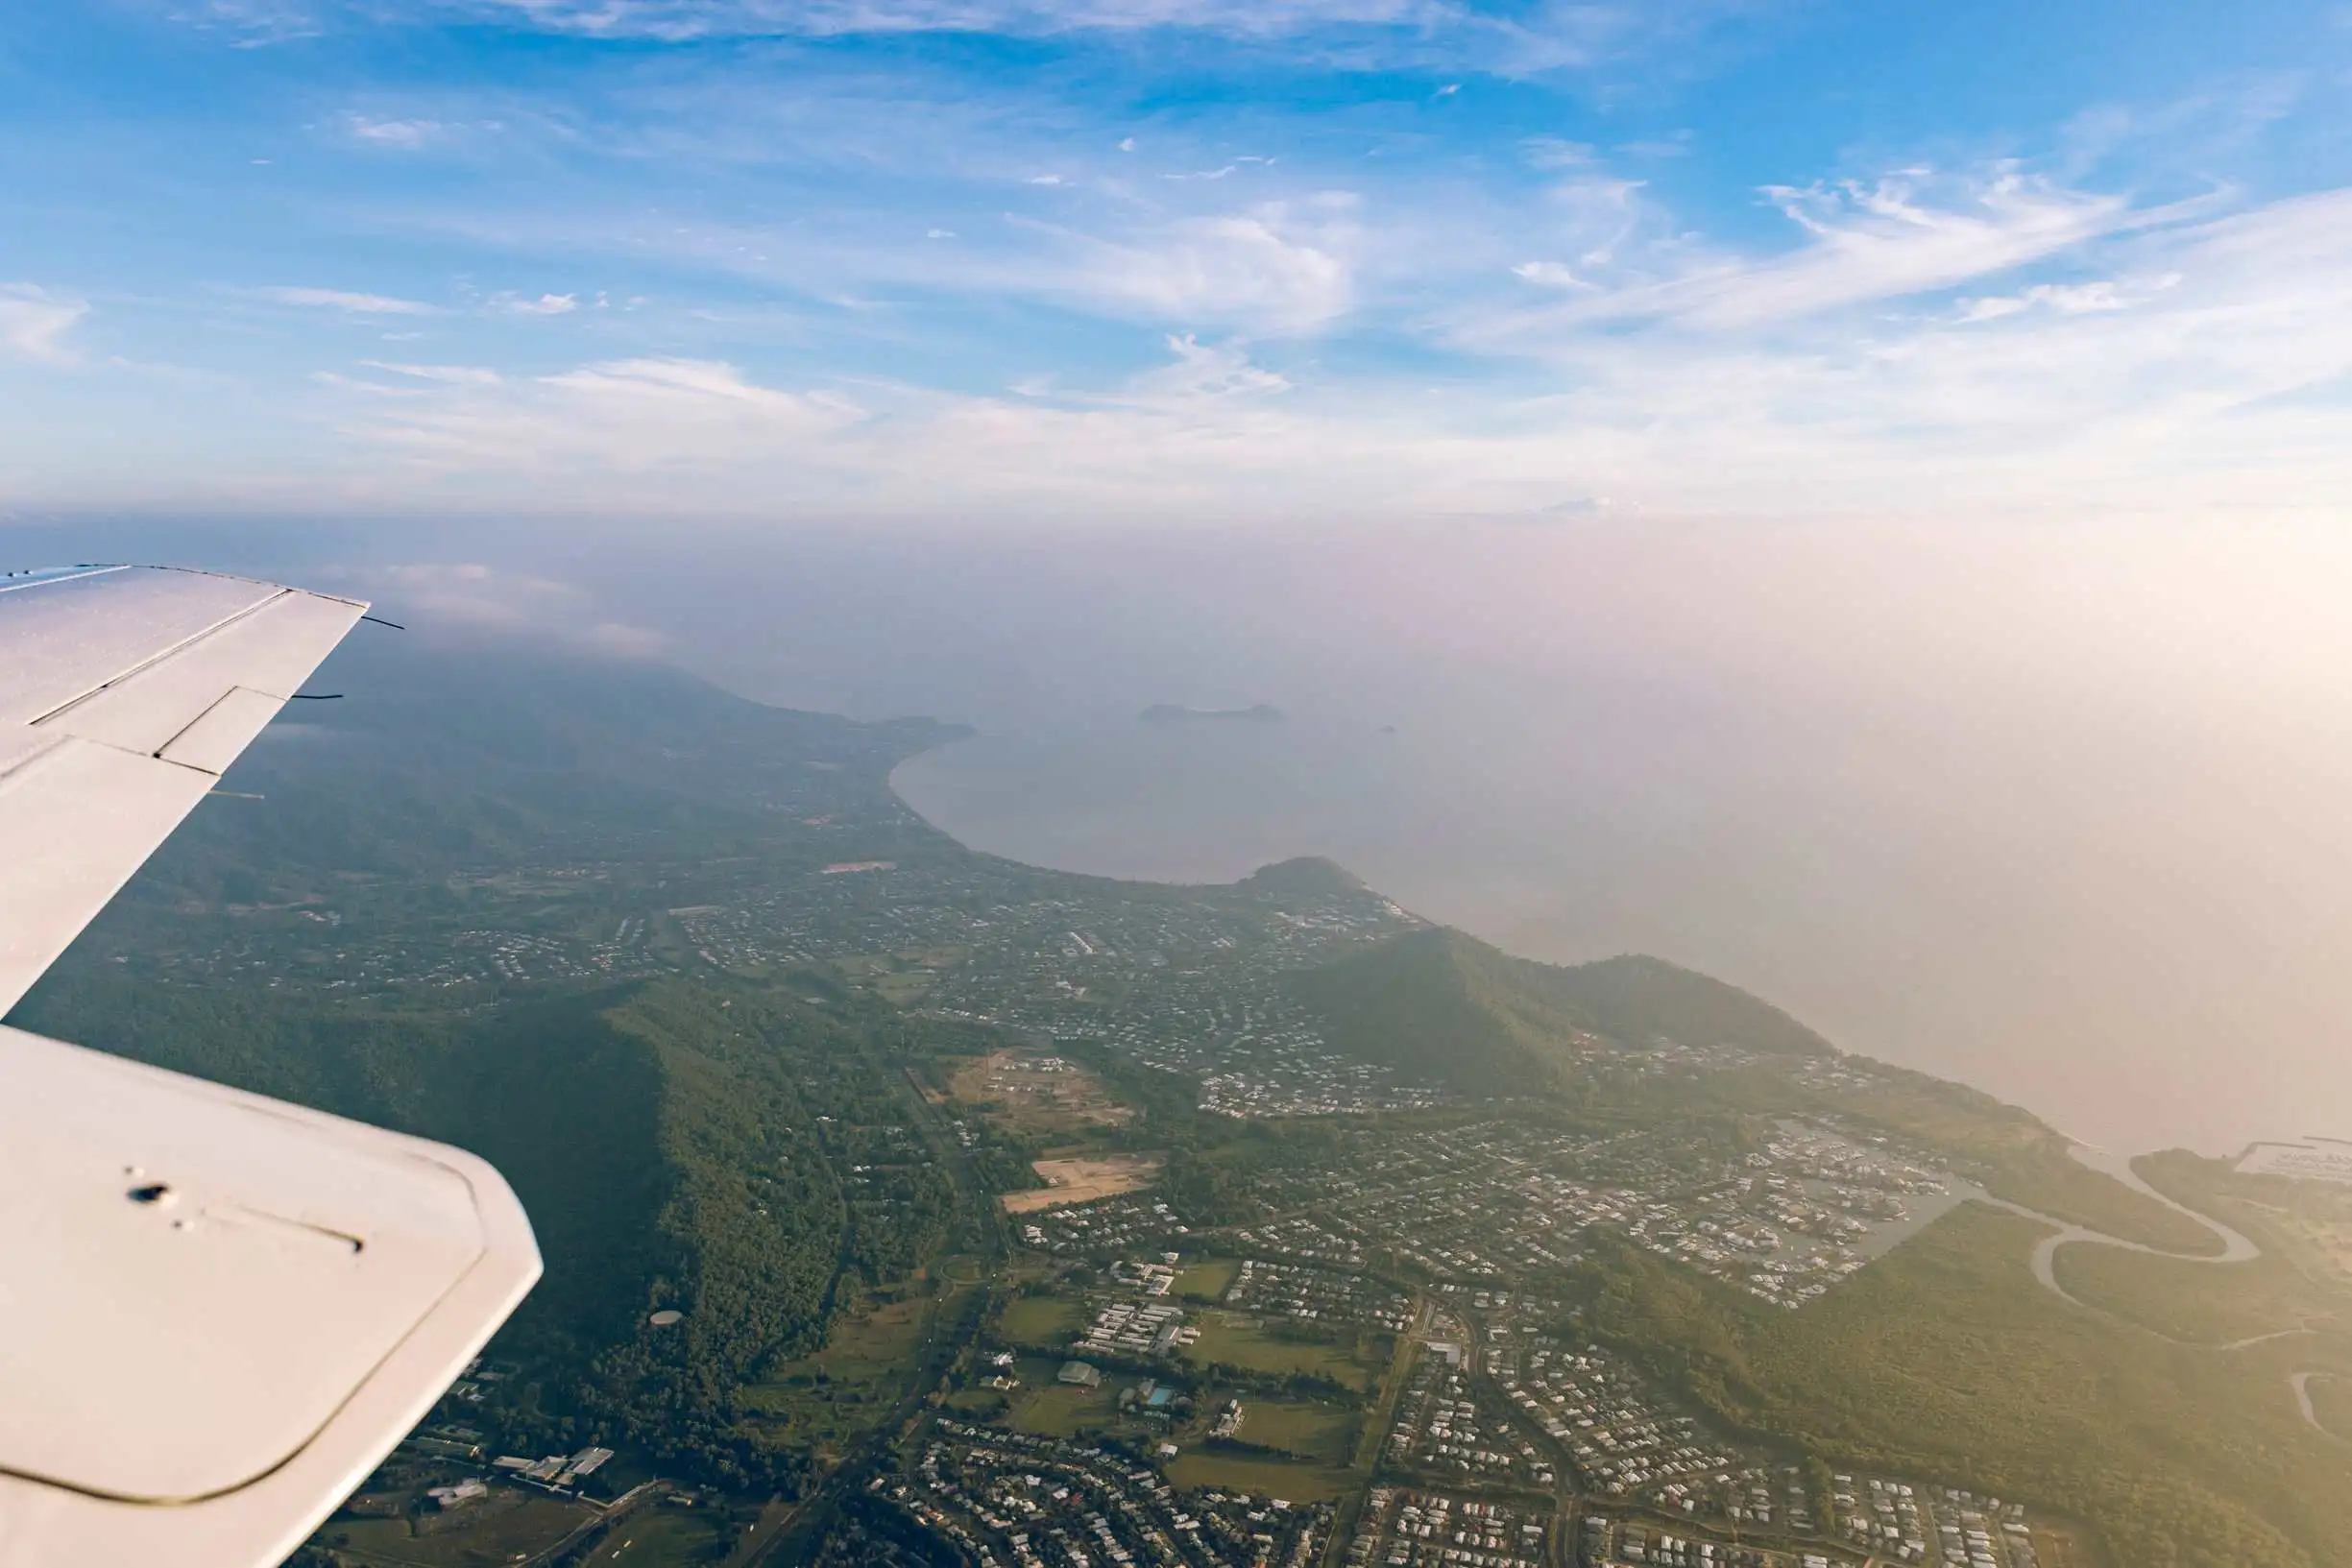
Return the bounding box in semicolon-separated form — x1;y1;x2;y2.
886;729;2250;1170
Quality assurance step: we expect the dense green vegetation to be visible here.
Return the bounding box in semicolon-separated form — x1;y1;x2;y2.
2052;1234;2329;1345
1289;927;1832;1095
1579;1205;2352;1568
17;964;963;1495
27;633;2352;1568
1289;926;2220;1256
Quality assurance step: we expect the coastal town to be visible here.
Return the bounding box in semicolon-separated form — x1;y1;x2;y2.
71;666;2316;1568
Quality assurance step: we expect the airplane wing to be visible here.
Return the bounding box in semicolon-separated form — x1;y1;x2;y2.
0;566;542;1568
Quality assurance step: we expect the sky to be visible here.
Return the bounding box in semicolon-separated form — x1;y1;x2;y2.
9;7;2352;1150
6;1;2352;521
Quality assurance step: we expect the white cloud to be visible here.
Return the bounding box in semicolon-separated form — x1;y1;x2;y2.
345;114;446;147
467;0;1451;42
0;285;88;365
501;292;579;315
1046;198;1359;333
265;286;438;315
343;356;865;480
1539;168;2170;332
360;361;504;384
165;0;321;44
1511;260;1585;288
360;562;668;658
418;0;1746;76
292;185;2352;524
1126;333;1290;400
1954;277;2164;323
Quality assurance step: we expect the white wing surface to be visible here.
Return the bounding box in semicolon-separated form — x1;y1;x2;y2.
0;566;542;1568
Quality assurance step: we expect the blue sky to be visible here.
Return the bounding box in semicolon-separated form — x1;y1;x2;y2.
5;0;2351;520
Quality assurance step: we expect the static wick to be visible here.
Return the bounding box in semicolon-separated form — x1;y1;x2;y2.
289;692;345;700
208;789;267;801
360;614;407;631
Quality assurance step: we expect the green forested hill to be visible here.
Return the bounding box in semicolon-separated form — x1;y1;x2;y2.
114;631;966;904
17;632;2338;1567
1581;1208;2352;1568
1286;926;1831;1093
16;966;958;1493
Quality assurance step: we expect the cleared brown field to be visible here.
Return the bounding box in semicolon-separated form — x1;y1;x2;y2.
1000;1154;1162;1214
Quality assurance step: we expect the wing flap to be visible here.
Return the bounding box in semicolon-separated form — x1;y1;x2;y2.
158;688;286;776
0;566;545;1568
0;570;366;1015
36;587;359;758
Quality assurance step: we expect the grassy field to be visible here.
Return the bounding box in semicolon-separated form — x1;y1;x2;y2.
740;1292;939;1453
1164;1451;1355;1503
1221;1397;1358;1462
325;1495;594;1566
1585;1203;2352;1568
580;1508;734;1566
1009;1379;1125;1437
998;1292;1085;1349
1176;1257;1242;1302
1186;1313;1381;1392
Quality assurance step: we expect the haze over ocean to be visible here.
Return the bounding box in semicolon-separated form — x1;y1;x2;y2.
16;0;2352;1170
46;507;2351;1162
681;519;2346;1165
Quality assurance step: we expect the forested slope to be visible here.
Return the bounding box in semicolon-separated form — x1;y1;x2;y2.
1287;926;1831;1094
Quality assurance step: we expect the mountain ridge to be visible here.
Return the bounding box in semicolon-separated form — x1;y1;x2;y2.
1286;925;1833;1096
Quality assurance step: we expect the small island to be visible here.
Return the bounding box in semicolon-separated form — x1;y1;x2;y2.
1139;702;1286;724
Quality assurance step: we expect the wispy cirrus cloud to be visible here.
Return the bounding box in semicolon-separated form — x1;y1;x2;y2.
1048;198;1360;332
243;0;1766;79
343;356;865;478
264;285;440;314
342;113;458;148
456;0;1478;41
0;285;89;365
291;185;2352;522
1482;167;2192;340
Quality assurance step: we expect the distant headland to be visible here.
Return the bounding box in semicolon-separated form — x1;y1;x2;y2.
1139;702;1286;724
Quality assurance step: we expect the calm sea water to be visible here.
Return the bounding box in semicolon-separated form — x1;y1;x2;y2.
90;514;2349;1159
